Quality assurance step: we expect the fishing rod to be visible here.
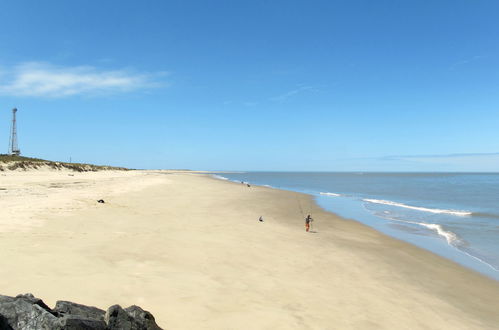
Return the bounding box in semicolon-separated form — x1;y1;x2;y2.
296;194;317;232
297;195;305;217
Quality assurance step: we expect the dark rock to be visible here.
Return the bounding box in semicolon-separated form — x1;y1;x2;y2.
0;314;14;330
124;305;161;330
105;304;162;330
14;294;52;314
53;301;105;321
105;305;133;329
0;294;162;330
58;315;106;330
0;294;59;329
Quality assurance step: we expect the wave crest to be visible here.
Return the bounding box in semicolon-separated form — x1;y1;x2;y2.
320;192;341;197
363;198;471;216
212;175;229;181
419;223;460;245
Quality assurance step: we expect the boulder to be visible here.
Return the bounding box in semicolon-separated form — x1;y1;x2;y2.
124;305;161;330
57;315;106;330
0;294;59;329
14;294;52;314
0;313;14;330
53;301;105;321
105;304;162;330
105;305;133;329
0;294;163;330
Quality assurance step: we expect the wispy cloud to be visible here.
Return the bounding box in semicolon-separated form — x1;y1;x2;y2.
337;152;499;172
450;55;487;70
0;62;167;98
381;152;499;161
243;101;258;107
270;85;315;102
376;152;499;171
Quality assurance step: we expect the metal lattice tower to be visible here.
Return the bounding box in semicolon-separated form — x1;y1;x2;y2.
8;108;21;156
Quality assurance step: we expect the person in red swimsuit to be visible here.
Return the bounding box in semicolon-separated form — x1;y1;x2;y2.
305;214;313;232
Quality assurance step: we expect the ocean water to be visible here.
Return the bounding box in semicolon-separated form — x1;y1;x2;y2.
214;172;499;280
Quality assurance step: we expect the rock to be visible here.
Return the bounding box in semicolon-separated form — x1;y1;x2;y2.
105;305;133;329
0;313;14;330
0;294;59;329
14;294;52;314
53;301;107;329
57;315;106;330
124;306;161;330
53;301;105;321
105;305;162;330
0;294;162;330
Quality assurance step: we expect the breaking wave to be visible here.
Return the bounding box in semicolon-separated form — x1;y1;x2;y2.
418;223;460;245
211;174;229;181
418;223;498;271
363;198;472;216
366;209;461;245
365;206;499;272
320;192;341;197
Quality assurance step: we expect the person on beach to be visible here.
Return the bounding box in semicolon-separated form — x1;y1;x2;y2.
305;214;313;232
259;216;264;222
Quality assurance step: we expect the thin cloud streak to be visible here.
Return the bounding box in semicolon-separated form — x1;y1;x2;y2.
243;101;258;107
0;62;167;98
450;55;487;70
270;85;315;102
381;152;499;161
332;152;499;172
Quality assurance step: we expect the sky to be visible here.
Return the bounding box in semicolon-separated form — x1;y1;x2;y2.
0;0;498;171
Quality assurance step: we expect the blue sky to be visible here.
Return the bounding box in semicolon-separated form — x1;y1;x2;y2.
0;0;498;171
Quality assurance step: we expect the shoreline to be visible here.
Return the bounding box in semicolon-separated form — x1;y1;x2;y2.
212;173;499;278
1;170;499;329
213;172;499;281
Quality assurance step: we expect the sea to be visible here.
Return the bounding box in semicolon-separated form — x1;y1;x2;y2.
213;172;499;281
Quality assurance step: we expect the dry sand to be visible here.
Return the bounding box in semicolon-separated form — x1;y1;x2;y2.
1;169;498;329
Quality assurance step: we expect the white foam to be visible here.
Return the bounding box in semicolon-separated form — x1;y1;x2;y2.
212;175;229;181
363;198;471;216
418;223;498;271
371;210;461;247
263;184;273;188
362;200;499;273
320;192;341;197
419;223;459;245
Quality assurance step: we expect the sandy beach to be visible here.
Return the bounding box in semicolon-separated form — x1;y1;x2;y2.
1;169;498;329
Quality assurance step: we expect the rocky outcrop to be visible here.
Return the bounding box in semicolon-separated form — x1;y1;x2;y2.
104;305;161;330
0;294;162;330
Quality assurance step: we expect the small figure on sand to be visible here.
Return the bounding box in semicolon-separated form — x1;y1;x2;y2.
305;214;313;232
247;183;251;187
259;216;264;222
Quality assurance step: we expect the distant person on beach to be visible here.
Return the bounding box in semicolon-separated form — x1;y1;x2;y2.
247;184;251;187
305;214;313;232
259;216;264;222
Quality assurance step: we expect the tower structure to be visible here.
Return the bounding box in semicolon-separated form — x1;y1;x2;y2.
8;108;20;156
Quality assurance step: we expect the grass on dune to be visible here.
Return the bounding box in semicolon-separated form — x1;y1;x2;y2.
0;154;128;172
